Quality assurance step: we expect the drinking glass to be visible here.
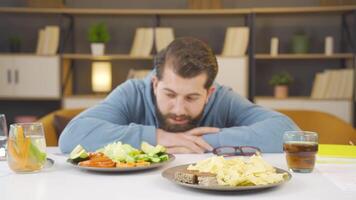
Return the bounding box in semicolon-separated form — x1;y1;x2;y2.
283;131;318;173
0;114;8;161
7;123;47;173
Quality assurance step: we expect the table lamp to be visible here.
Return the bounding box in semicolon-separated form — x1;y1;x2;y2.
91;61;112;93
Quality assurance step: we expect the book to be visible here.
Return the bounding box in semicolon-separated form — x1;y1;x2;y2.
222;27;249;56
45;26;60;55
130;28;154;57
36;29;45;54
141;28;154;56
310;69;354;99
325;70;340;99
310;72;323;99
320;71;333;99
155;27;174;53
130;28;146;56
344;69;354;99
336;69;349;99
36;25;60;55
311;72;329;99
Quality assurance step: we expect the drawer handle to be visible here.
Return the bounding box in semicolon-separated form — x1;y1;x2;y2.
7;69;11;84
15;69;19;84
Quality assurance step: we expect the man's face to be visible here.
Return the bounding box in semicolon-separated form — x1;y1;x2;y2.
152;66;215;133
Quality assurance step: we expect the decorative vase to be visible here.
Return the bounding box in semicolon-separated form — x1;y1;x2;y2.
292;34;309;54
91;43;105;56
270;37;279;56
274;85;288;99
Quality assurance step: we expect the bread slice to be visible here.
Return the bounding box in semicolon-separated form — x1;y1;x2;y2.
175;169;218;186
174;169;198;184
196;172;218;186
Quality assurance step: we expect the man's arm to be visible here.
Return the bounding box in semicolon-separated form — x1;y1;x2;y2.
203;89;299;153
58;80;156;153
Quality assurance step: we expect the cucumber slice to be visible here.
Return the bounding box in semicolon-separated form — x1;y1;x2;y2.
69;145;89;163
150;157;161;163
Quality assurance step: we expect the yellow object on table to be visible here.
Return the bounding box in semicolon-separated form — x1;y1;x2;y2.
318;144;356;158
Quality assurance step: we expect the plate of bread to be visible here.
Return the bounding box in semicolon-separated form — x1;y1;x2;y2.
162;155;291;191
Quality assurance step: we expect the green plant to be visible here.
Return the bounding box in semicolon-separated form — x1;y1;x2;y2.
8;36;21;52
87;22;110;43
9;36;21;45
269;72;293;86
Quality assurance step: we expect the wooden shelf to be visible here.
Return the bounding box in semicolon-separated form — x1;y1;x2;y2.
0;53;58;57
255;53;354;60
255;96;352;101
63;94;106;98
61;54;153;61
0;6;354;15
0;97;61;101
252;6;356;14
0;7;250;15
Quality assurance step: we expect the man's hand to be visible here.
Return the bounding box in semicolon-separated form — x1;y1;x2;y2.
156;127;219;154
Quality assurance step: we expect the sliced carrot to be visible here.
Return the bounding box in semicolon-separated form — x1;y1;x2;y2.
7;140;22;171
20;137;31;169
79;160;115;168
135;161;150;167
16;126;24;150
116;162;135;168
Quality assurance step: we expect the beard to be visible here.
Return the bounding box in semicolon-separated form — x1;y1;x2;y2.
155;105;204;133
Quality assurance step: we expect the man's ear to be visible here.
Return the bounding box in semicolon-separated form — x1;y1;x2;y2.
152;75;159;96
205;86;216;103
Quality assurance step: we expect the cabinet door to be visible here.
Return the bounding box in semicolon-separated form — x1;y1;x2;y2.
0;56;14;97
13;56;60;98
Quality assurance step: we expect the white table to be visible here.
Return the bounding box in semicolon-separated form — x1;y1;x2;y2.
0;147;355;200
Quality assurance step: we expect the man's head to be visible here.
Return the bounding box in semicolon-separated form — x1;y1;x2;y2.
152;37;218;132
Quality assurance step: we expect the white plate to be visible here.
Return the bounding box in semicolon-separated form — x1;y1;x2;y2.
162;164;291;191
67;154;175;172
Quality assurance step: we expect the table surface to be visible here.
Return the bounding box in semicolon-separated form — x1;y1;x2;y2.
1;147;355;200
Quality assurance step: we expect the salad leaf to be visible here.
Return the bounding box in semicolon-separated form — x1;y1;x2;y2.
141;141;166;156
96;141;168;164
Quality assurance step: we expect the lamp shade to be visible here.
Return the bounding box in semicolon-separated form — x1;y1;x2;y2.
91;62;112;92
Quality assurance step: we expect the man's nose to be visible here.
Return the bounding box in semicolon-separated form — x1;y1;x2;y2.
172;98;186;115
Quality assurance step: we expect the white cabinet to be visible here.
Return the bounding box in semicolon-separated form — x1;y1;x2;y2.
0;56;14;96
0;55;60;99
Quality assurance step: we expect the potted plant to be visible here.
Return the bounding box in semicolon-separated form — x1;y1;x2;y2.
269;72;293;99
87;22;110;56
292;30;309;54
9;36;21;53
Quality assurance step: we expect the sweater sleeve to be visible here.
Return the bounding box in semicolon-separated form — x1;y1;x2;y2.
58;80;157;153
203;90;300;153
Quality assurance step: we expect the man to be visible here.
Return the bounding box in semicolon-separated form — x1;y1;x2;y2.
59;37;298;154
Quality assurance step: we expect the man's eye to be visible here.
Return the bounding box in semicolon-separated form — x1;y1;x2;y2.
166;93;175;98
186;96;198;102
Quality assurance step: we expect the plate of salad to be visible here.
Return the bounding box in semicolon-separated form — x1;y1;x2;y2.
67;141;175;172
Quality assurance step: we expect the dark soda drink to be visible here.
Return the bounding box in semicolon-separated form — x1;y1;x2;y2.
283;141;318;173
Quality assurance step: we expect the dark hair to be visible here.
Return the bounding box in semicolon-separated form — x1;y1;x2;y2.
154;37;218;89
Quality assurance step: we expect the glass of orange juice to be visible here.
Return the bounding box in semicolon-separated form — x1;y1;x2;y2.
7;123;47;173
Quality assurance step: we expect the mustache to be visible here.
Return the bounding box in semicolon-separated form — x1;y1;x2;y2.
166;114;191;120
